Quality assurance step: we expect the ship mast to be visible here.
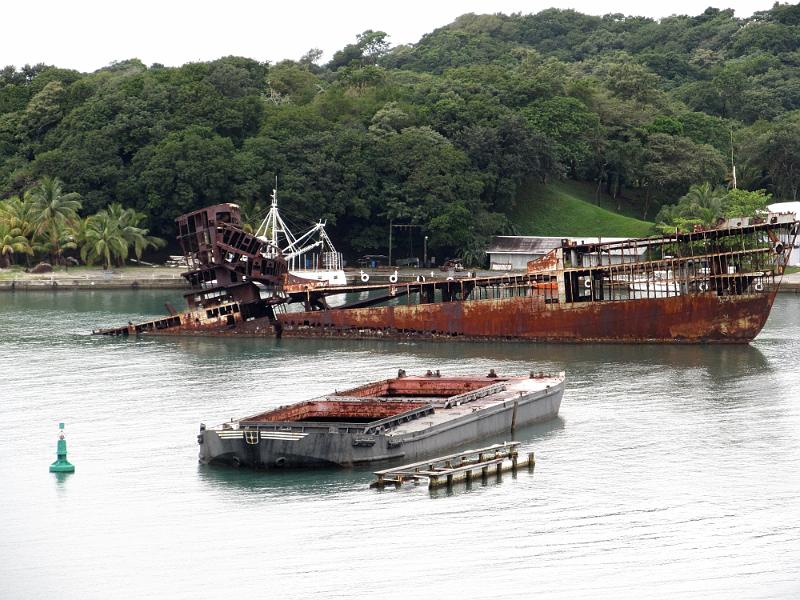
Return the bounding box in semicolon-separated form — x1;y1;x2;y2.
254;179;342;272
255;180;299;260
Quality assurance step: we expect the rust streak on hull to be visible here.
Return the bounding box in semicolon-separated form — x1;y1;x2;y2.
276;290;777;343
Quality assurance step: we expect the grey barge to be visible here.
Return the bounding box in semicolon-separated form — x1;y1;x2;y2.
198;370;564;469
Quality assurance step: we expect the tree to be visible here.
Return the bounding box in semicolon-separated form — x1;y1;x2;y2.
374;126;489;257
655;182;725;233
129;126;238;233
328;30;390;70
80;211;128;269
0;194;35;241
266;61;324;105
722;188;771;218
457;112;556;211
17;80;67;144
639;134;727;219
524;96;602;177
104;202;165;261
28;176;82;264
0;222;32;267
743;114;800;201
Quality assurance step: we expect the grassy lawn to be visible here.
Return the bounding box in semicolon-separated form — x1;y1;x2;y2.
511;180;656;238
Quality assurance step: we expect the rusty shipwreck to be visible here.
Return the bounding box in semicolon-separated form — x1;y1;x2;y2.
94;203;799;343
198;369;564;469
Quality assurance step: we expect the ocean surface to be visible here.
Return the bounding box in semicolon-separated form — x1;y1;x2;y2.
1;289;799;599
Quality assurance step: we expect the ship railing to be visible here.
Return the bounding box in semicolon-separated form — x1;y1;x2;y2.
562;246;776;275
443;382;508;409
238;420;367;434
237;403;436;436
569;243;780;302
362;404;436;435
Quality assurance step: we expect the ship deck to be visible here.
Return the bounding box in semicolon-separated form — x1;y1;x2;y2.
217;373;564;435
388;375;562;435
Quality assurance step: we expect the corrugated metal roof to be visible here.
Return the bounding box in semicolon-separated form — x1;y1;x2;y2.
486;236;636;255
486;236;562;254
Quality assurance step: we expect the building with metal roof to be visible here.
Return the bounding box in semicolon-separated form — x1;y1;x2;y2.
486;236;646;271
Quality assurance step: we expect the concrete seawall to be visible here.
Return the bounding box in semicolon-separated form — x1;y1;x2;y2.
0;278;188;291
0;267;189;290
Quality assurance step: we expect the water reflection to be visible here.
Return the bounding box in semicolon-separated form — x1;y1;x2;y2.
133;334;770;382
427;465;534;499
196;461;374;496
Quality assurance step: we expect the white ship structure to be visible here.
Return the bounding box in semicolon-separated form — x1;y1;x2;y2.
254;186;346;287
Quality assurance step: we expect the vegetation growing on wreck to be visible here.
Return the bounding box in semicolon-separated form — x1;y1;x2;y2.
1;4;799;266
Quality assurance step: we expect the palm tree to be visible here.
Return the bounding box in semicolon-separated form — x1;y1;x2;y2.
80;212;128;269
679;182;725;226
33;220;78;268
0;222;33;267
28;176;82;265
0;194;35;237
0;196;36;267
105;203;165;263
655;182;725;233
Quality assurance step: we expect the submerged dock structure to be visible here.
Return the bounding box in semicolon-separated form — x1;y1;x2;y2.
370;442;533;489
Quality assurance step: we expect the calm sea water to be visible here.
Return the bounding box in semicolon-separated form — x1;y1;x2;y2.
1;290;799;599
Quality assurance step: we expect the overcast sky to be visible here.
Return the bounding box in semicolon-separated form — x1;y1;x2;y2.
2;0;780;73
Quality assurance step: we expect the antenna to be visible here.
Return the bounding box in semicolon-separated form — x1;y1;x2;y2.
730;129;737;190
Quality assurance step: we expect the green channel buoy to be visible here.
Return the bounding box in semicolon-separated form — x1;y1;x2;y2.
49;422;75;473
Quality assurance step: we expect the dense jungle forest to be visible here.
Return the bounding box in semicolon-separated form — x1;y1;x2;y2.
1;3;800;266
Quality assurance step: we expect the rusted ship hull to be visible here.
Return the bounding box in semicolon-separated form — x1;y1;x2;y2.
124;288;776;343
275;289;777;343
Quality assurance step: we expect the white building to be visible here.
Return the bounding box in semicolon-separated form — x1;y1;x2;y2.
768;202;800;267
486;236;645;271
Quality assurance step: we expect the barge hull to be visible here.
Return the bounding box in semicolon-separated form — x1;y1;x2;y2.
199;379;563;469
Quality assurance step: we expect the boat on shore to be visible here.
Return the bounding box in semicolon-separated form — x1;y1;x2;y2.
93;204;799;343
198;369;564;469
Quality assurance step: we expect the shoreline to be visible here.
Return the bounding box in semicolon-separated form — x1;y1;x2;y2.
0;266;189;291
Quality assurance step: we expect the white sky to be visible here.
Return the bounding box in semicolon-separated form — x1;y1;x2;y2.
1;1;780;73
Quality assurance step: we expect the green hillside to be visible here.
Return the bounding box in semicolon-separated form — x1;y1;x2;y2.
2;4;799;268
512;181;655;238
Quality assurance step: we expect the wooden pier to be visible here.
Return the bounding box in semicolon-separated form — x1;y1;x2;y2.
370;442;534;490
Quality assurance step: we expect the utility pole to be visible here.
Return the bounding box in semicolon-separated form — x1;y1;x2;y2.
388;222;422;267
424;235;428;268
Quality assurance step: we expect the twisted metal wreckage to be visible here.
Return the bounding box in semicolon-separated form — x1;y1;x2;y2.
94;203;799;343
